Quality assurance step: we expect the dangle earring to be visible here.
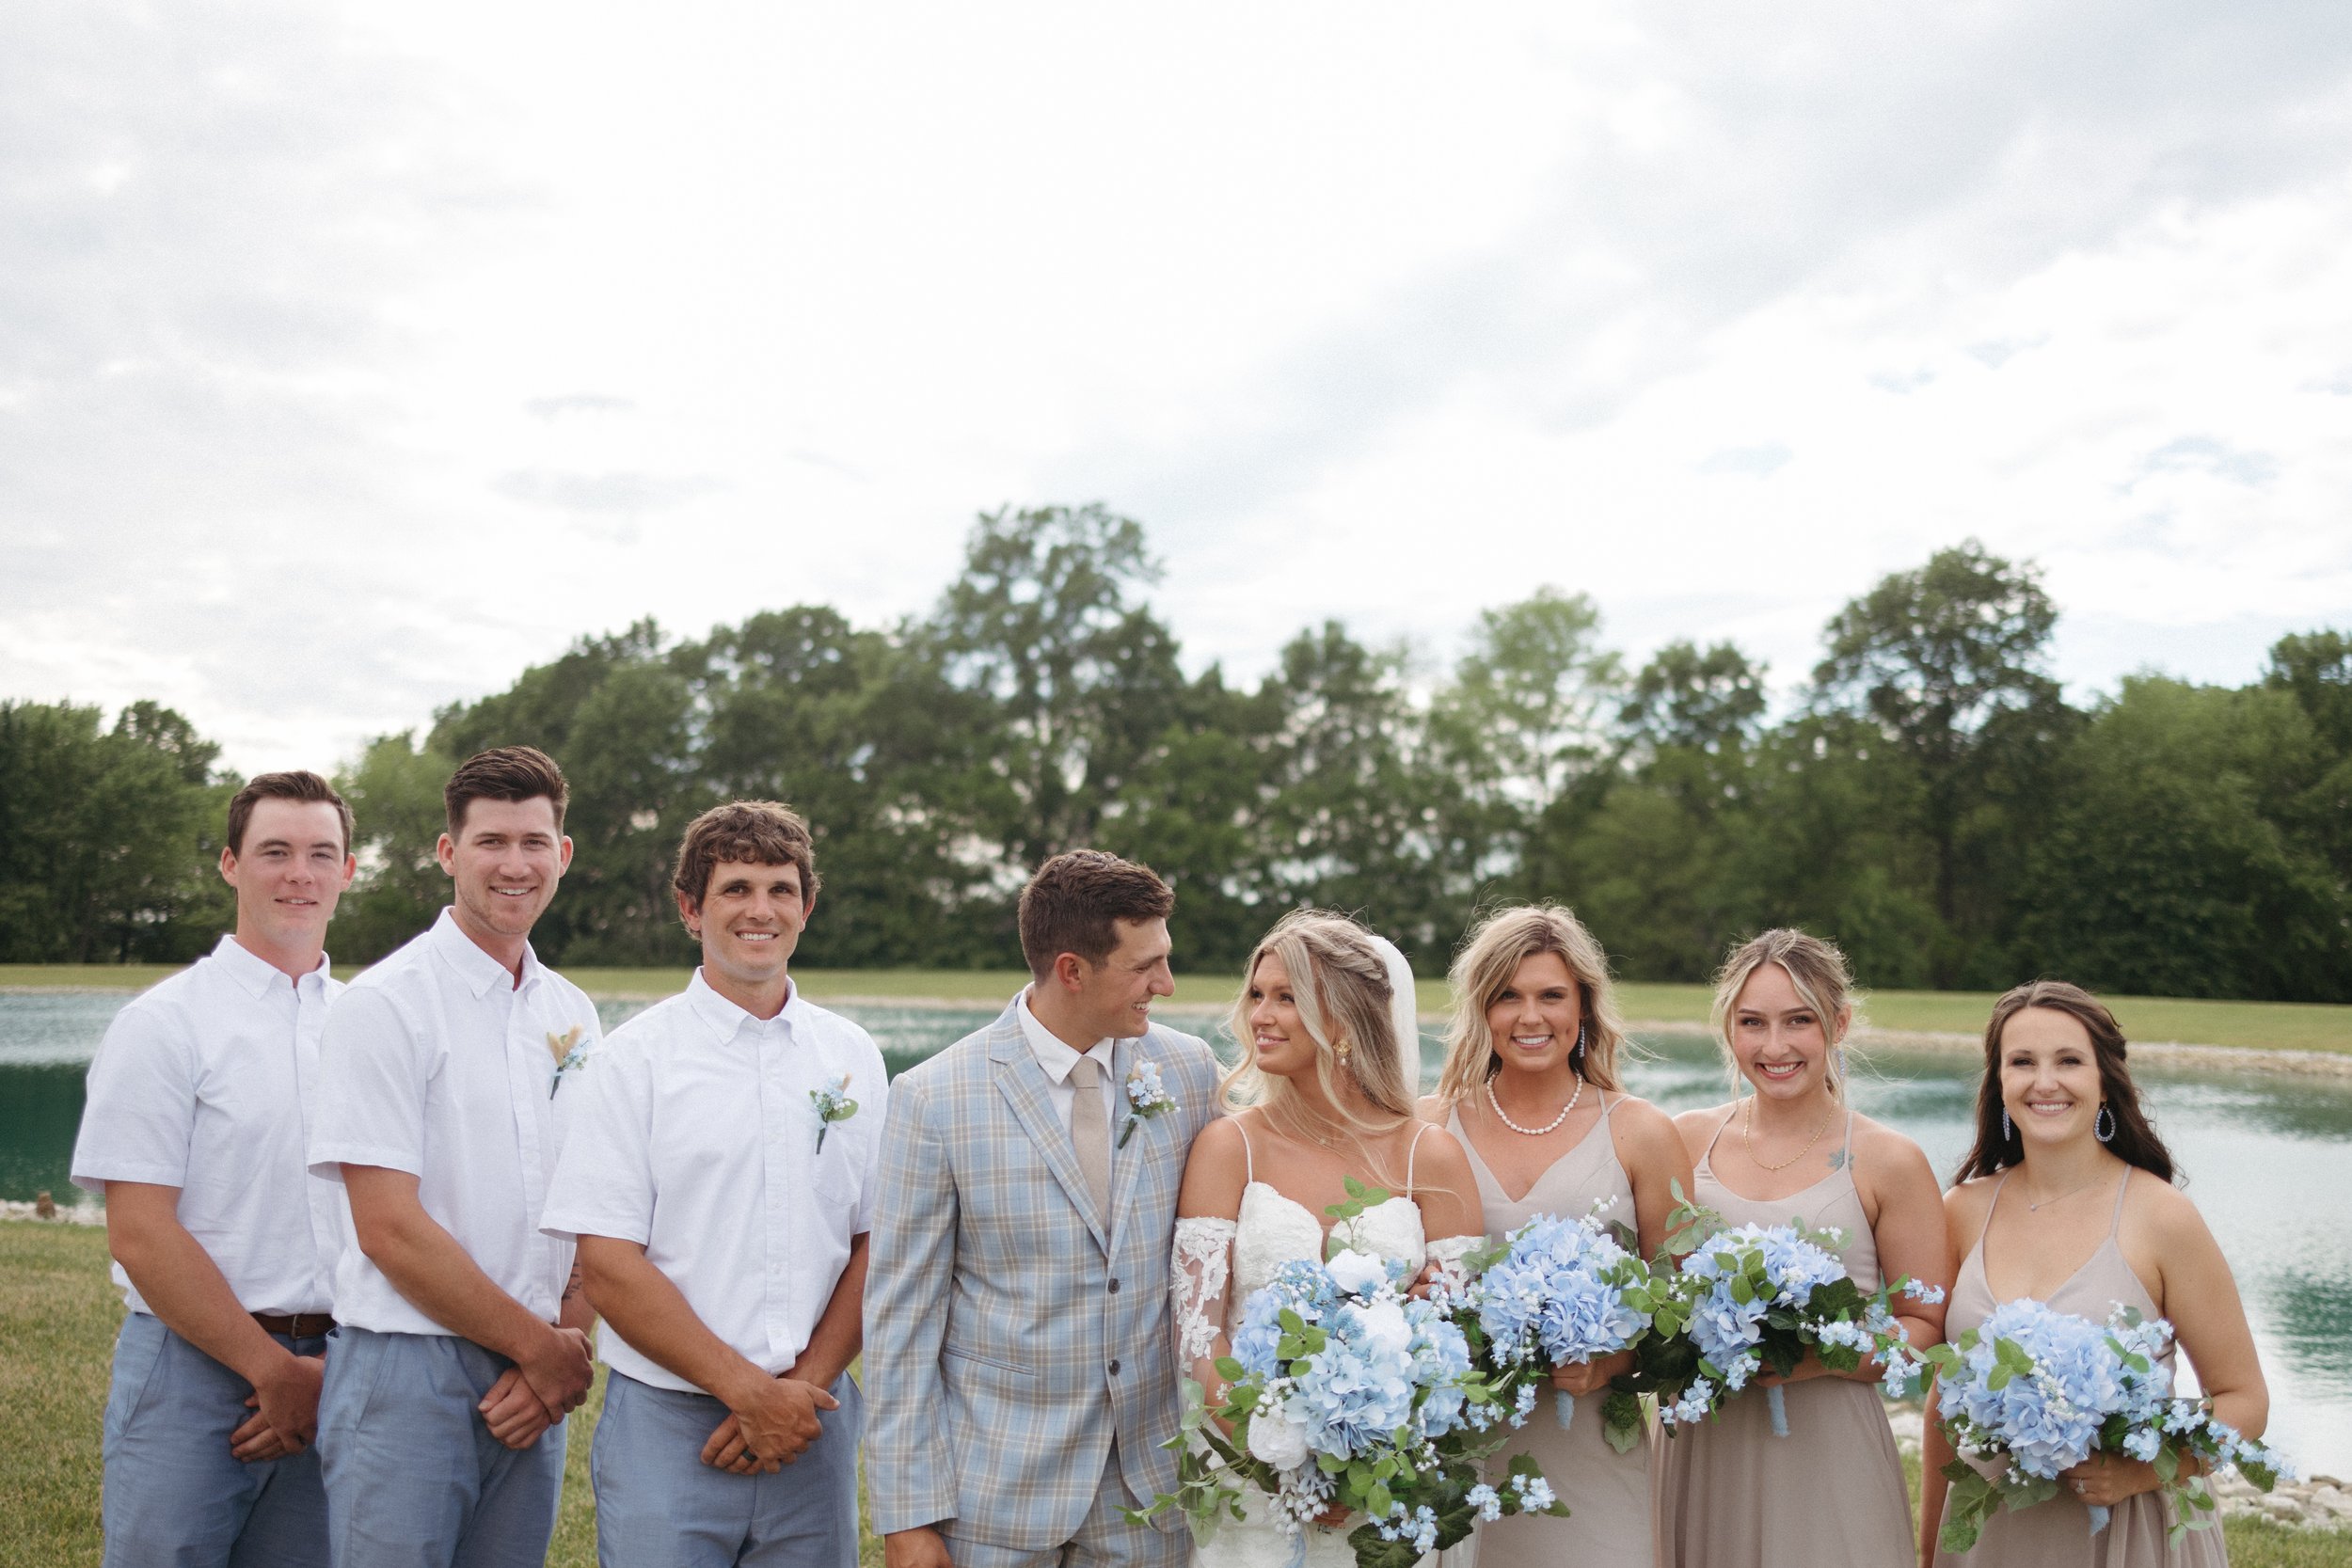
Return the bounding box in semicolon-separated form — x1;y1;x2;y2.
1572;1023;1587;1072
2000;1108;2012;1143
1335;1037;1353;1069
2095;1102;2116;1144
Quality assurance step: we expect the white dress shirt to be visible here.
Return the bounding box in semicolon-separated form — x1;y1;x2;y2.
308;908;601;1336
1016;985;1118;1167
72;935;342;1317
539;971;888;1393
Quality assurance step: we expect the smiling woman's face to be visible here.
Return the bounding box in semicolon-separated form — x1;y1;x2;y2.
1484;950;1583;1079
1246;951;1320;1080
1998;1006;2106;1149
1728;961;1837;1101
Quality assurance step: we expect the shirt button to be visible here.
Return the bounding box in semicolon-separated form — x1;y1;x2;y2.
1107;1359;1121;1375
1107;1277;1120;1294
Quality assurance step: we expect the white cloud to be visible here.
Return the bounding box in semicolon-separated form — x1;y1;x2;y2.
3;0;2350;771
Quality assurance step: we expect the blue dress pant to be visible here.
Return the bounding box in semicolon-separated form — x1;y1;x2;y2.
101;1309;331;1568
315;1325;566;1568
592;1369;862;1568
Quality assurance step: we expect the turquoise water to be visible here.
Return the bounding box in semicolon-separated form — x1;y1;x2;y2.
7;993;2349;1472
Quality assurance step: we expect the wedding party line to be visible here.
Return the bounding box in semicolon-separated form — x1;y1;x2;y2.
66;745;2291;1568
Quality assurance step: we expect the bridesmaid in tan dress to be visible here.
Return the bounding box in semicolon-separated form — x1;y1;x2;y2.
1418;906;1692;1565
1924;981;2268;1567
1654;929;1952;1568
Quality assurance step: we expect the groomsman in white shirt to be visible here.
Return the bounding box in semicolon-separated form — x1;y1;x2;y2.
308;745;603;1568
71;769;357;1568
542;800;885;1568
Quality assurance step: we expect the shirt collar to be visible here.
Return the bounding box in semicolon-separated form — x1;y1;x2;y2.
685;968;797;1045
212;933;331;999
427;906;543;998
1018;986;1114;1085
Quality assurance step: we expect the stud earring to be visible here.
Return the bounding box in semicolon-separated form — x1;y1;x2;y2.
2095;1102;2116;1144
2001;1108;2012;1142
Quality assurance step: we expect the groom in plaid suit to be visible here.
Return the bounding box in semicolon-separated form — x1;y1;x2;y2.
865;851;1223;1568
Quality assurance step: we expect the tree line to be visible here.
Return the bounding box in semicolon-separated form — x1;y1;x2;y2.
4;506;2348;1001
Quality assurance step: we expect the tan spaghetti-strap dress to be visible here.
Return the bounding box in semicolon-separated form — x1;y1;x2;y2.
1931;1171;2230;1567
1450;1094;1654;1563
1652;1107;1915;1568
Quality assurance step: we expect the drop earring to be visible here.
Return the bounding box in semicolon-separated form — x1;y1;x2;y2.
2095;1102;2116;1144
2001;1108;2012;1143
1572;1023;1587;1072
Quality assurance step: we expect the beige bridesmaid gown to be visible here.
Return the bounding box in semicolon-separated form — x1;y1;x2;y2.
1931;1170;2230;1567
1652;1106;1915;1568
1450;1094;1655;1563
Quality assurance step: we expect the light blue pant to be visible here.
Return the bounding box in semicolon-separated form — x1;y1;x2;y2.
939;1441;1183;1568
315;1326;567;1568
101;1309;331;1568
592;1370;862;1568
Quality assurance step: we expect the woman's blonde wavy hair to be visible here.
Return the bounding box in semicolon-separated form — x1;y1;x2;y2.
1434;904;1630;1106
1708;927;1867;1099
1220;909;1418;1193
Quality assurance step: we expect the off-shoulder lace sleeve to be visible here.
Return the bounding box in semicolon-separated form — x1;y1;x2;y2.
1423;1232;1485;1295
1171;1215;1238;1367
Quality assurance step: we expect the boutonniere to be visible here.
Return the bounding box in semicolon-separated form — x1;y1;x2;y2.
546;1025;591;1099
810;1073;859;1153
1118;1059;1176;1148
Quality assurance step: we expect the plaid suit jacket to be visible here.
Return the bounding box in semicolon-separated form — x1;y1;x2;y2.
862;998;1224;1548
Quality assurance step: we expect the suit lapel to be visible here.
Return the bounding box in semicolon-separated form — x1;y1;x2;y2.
1107;1035;1147;1252
989;1001;1110;1252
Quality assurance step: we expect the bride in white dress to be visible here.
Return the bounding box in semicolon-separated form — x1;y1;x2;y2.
1170;910;1485;1568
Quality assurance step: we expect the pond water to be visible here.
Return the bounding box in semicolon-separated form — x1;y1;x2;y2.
7;992;2349;1473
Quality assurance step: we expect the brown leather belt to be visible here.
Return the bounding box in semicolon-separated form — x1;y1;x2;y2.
253;1312;336;1338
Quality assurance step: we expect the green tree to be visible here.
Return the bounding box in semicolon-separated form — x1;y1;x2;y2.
1812;540;2066;984
335;731;458;961
2019;677;2349;1000
1428;589;1623;901
0;700;230;962
929;505;1186;875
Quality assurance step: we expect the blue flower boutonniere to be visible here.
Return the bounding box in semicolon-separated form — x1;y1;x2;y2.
547;1025;591;1099
1118;1059;1176;1148
811;1073;859;1153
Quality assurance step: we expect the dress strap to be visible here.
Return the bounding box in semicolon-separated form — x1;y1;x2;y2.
1700;1104;1740;1163
2106;1165;2131;1236
1236;1117;1255;1186
1978;1171;2010;1253
1406;1121;1433;1197
1840;1105;1856;1166
1597;1088;1614;1121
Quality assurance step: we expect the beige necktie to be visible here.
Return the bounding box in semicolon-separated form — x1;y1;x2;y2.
1068;1053;1111;1222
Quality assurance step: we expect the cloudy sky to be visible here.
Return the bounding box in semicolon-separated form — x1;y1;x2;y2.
6;1;2351;773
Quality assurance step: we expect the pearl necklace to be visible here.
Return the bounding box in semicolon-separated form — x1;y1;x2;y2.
1486;1073;1583;1136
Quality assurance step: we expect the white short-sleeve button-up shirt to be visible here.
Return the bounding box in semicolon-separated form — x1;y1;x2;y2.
539;971;888;1394
308;908;601;1337
71;935;342;1317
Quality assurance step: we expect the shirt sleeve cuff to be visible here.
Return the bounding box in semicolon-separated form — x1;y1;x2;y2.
70;1160;187;1195
308;1145;423;1182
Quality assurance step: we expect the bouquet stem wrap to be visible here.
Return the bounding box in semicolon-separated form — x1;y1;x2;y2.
1764;1385;1788;1438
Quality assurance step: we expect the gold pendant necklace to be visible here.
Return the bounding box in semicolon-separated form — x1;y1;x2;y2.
1742;1096;1835;1173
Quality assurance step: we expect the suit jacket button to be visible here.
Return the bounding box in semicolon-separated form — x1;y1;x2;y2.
1107;1277;1121;1293
1108;1359;1121;1375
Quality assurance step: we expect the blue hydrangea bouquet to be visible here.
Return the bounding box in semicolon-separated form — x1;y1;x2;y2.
1136;1181;1567;1568
1923;1299;2293;1552
1642;1200;1942;1438
1464;1204;1656;1452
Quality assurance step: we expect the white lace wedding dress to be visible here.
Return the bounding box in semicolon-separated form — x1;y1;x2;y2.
1170;1125;1480;1568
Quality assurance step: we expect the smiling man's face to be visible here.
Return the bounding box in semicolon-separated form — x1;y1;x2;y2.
221;798;354;951
437;795;570;947
684;857;811;993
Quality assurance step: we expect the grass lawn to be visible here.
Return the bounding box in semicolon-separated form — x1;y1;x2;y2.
8;964;2352;1054
5;1222;2343;1568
